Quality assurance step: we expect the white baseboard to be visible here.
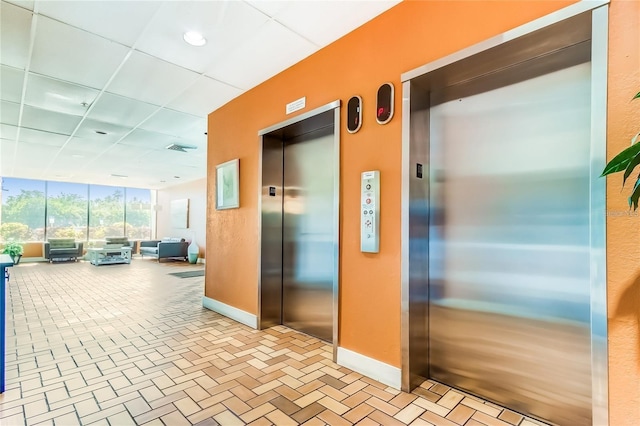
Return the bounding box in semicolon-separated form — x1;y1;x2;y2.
202;296;257;329
337;347;401;389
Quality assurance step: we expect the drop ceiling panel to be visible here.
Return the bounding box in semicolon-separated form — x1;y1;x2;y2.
135;0;270;74
0;1;33;70
75;119;132;144
21;105;81;135
107;51;200;106
0;124;18;141
138;108;206;140
63;135;111;155
244;1;290;19
5;0;33;11
0;138;16;176
1;138;16;158
15;141;60;168
99;144;150;158
142;149;203;166
273;1;400;46
37;1;160;47
117;128;176;149
0;101;20;125
0;0;397;188
8;167;47;181
30;15;130;89
206;20;317;90
1;66;25;103
168;76;243;117
87;92;159;128
18;127;69;147
24;73;100;116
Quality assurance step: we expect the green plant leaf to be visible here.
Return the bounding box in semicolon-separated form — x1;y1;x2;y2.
622;151;640;186
629;176;640;210
602;142;640;176
634;91;640;100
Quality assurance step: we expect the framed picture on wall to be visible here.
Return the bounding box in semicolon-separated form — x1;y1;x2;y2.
215;159;240;210
170;198;189;228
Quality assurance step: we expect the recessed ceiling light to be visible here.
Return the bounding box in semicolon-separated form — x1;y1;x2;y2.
183;31;206;47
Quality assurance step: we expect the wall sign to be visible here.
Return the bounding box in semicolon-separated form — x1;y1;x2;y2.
286;97;306;114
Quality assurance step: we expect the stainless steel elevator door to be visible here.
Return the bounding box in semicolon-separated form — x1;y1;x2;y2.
283;127;335;342
428;63;592;425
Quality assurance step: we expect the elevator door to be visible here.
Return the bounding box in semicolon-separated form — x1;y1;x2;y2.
282;126;335;342
428;63;592;425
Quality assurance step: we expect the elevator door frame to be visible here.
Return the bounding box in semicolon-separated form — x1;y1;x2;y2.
400;2;608;424
258;100;341;360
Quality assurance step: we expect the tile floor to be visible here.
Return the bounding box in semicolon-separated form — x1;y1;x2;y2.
1;259;550;426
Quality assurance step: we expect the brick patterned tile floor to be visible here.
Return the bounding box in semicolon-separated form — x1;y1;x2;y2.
0;260;550;426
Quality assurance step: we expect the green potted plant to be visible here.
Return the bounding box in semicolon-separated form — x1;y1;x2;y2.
601;91;640;208
2;242;24;265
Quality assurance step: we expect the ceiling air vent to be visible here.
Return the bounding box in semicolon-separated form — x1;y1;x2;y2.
166;143;197;153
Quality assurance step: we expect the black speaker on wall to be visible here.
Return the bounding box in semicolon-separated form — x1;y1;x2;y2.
376;82;394;125
347;96;362;133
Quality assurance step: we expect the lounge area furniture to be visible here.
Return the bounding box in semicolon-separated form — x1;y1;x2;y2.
105;237;138;254
139;238;188;262
44;238;83;263
87;246;132;266
86;237;135;266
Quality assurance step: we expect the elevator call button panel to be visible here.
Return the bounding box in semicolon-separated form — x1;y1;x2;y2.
361;170;380;253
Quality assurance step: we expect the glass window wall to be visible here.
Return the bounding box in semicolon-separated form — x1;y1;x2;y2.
89;185;125;240
0;177;152;243
0;178;46;242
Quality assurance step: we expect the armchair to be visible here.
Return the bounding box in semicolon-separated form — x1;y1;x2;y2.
44;238;84;263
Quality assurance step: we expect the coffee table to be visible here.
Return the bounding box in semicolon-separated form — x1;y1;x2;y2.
87;247;132;266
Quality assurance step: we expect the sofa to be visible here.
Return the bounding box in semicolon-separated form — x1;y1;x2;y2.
139;238;188;262
44;238;84;263
104;237;138;254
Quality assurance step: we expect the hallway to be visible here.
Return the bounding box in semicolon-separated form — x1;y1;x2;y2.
1;260;547;425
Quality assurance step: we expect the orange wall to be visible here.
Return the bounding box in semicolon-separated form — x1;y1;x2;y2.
606;0;640;424
157;178;207;259
207;0;577;367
